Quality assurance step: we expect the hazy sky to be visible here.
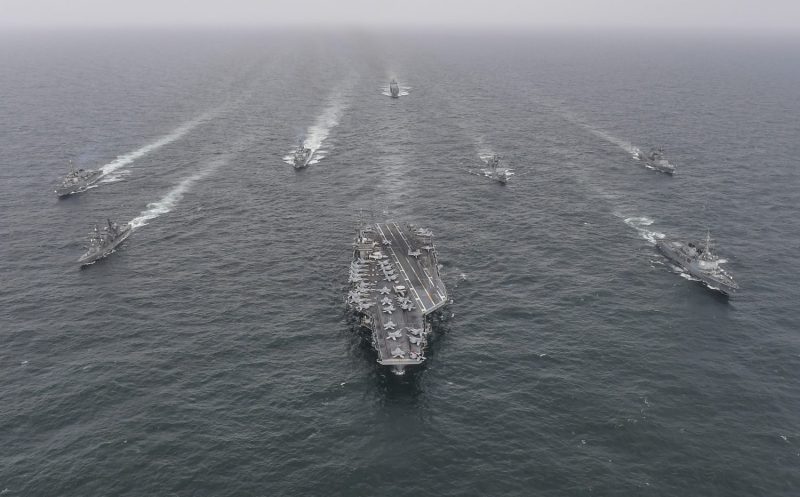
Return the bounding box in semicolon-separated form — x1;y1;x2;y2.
3;0;799;30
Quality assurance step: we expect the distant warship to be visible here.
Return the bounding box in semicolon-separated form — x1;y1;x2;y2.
347;221;447;375
78;219;132;266
636;147;675;174
657;231;738;295
389;79;400;98
480;154;514;184
55;163;104;197
293;141;312;169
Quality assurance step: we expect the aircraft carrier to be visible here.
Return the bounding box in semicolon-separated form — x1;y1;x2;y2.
347;221;448;374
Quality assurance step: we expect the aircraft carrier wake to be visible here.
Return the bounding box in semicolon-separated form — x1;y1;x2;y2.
347;221;448;374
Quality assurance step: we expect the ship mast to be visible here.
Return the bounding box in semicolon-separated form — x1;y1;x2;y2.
701;230;715;261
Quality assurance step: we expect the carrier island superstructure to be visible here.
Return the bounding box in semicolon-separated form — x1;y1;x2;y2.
347;222;448;374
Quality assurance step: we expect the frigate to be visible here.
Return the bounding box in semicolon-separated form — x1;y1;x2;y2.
78;219;133;266
293;142;312;169
55;164;104;197
480;154;514;184
347;221;448;374
389;79;400;98
656;231;738;295
636;147;675;174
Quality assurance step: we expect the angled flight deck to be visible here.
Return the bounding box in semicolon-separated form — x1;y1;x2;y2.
347;221;448;374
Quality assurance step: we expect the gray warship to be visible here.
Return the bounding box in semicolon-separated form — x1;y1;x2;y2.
55;164;104;197
293;141;312;168
347;221;448;374
656;231;738;295
636;147;675;174
480;154;514;184
78;219;133;266
389;79;400;98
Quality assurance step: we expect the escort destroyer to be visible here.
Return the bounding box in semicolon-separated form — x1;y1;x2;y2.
479;154;514;184
636;147;675;174
656;231;738;295
55;164;104;197
78;219;132;266
293;141;313;169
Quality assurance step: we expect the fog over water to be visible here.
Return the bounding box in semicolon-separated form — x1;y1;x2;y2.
3;0;800;30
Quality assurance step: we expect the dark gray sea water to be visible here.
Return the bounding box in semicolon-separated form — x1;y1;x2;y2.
1;29;799;496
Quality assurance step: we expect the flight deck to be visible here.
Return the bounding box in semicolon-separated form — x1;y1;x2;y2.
347;221;447;373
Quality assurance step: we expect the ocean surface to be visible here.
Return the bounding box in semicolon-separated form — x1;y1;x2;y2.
1;29;799;496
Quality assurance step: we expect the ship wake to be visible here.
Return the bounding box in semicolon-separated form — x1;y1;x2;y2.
99;169;131;183
381;86;411;97
128;161;222;229
101;110;216;176
623;216;665;245
288;96;346;166
557;110;641;158
581;125;641;158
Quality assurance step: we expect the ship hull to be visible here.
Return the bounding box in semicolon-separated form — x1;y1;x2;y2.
648;161;675;175
480;168;512;184
293;151;312;169
656;240;737;296
347;222;448;375
78;226;132;266
636;153;675;175
55;171;104;197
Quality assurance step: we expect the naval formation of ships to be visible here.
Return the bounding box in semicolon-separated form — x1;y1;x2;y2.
54;76;739;374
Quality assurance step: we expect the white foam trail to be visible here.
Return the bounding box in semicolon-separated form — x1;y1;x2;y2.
101;111;214;175
475;136;496;163
99;169;130;183
381;91;411;97
478;149;494;162
581;125;640;158
558;110;641;158
302;99;345;160
623;216;665;245
381;86;411;97
128;162;221;229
